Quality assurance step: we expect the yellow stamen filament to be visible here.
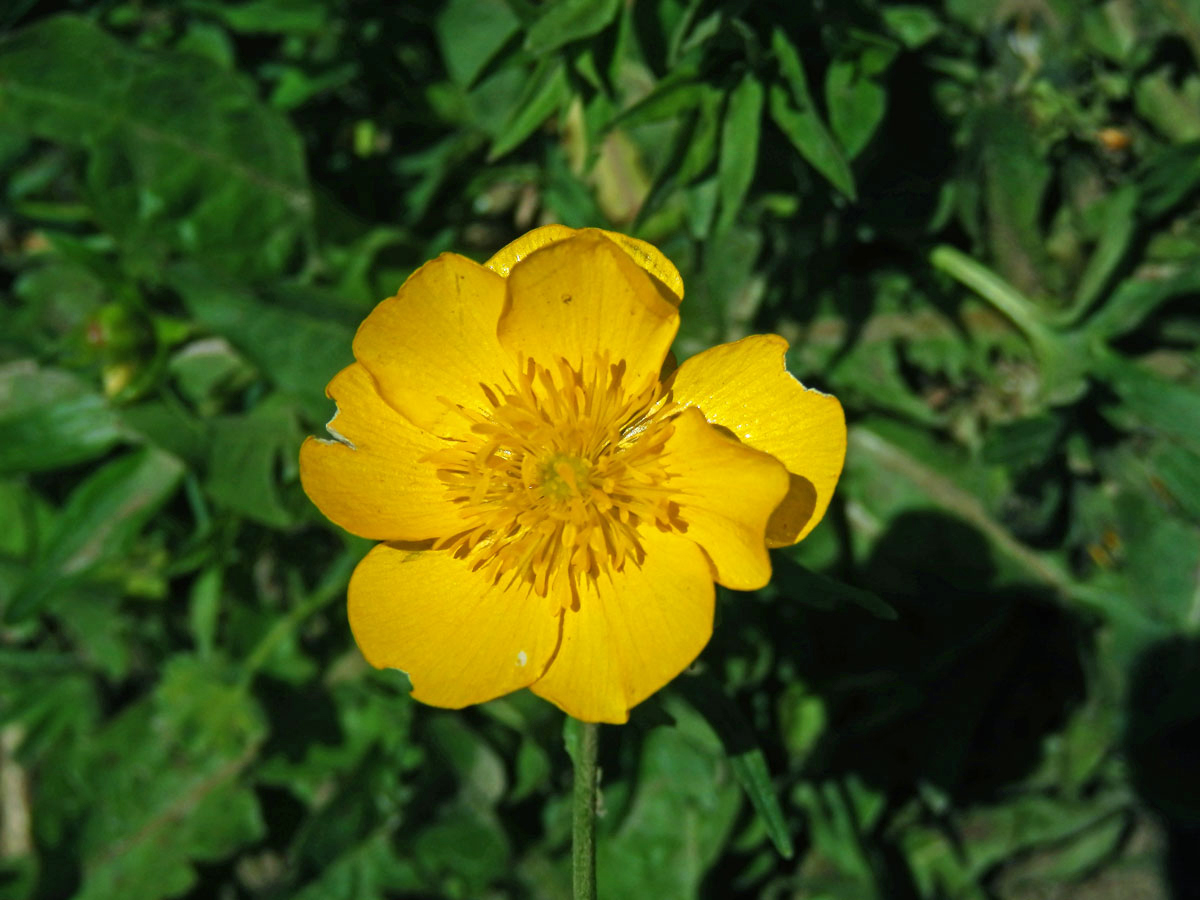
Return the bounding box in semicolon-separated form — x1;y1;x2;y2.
425;354;685;605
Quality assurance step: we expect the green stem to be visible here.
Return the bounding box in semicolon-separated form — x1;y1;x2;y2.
572;719;599;900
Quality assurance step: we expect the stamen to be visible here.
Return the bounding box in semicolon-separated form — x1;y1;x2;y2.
430;354;684;603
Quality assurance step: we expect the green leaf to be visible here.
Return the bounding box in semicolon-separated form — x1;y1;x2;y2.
488;58;570;160
207;401;301;529
676;87;722;185
596;702;742;900
1137;140;1200;219
1134;68;1200;143
510;737;551;802
1113;485;1200;627
715;74;764;235
523;0;621;55
7;447;185;622
610;75;706;129
976;105;1052;296
930;245;1088;403
292;830;420;900
768;30;856;200
0;362;123;476
825;58;887;159
1069;184;1138;320
436;0;521;87
1095;351;1200;451
674;673;795;859
195;0;329;34
75;656;266;900
824;34;896;160
1149;442;1200;522
0;16;313;277
774;557;898;620
881;6;943;48
981;415;1064;470
414;806;510;896
1085;261;1200;341
169;266;353;421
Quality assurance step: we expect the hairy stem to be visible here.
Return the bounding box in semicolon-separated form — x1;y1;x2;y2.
572;719;599;900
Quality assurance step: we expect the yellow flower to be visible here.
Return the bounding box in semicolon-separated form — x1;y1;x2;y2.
300;226;846;723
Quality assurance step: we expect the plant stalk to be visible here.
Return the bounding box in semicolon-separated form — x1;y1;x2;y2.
572;719;599;900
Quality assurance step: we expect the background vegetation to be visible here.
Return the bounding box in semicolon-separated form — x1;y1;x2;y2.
2;0;1199;897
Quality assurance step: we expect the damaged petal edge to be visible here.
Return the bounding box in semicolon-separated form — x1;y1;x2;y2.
319;409;357;449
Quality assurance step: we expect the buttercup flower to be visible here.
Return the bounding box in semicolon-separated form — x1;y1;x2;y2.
300;226;846;723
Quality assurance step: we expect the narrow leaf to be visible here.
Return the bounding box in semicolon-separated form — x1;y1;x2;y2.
488;58;570;160
8;448;185;622
715;74;764;235
675;673;795;859
768;30;856;200
1070;184;1139;319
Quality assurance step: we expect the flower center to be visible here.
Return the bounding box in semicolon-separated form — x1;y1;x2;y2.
426;354;684;604
539;453;591;502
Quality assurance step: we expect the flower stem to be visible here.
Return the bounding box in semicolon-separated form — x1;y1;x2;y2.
572;719;599;900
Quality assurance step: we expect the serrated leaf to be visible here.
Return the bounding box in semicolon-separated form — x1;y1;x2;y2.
1137;139;1200;219
0;16;313;277
76;656;266;900
207;401;301;529
1095;351;1200;451
292;830;421;900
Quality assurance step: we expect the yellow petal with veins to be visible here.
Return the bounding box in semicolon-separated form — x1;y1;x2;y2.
530;528;714;723
485;224;684;304
660;407;791;590
299;364;462;541
353;253;514;437
349;543;563;709
665;334;846;546
498;232;679;400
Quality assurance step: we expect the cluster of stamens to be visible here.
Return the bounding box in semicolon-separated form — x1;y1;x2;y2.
425;354;685;605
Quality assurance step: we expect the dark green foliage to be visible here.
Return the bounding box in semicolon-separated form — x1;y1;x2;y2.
1;1;1198;898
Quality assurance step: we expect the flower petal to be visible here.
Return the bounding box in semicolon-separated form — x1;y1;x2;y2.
483;224;577;277
349;543;563;709
485;224;683;304
498;232;679;397
661;407;790;590
300;364;463;541
530;529;714;723
666;334;846;546
353;253;512;436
